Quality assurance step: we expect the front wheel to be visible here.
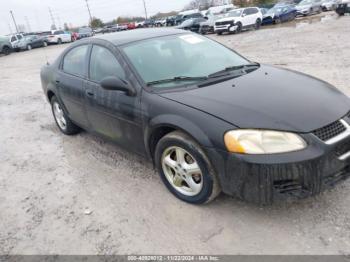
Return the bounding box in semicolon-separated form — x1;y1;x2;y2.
27;44;32;51
51;96;80;135
2;46;11;55
43;41;48;47
57;38;62;44
236;22;242;33
155;131;221;204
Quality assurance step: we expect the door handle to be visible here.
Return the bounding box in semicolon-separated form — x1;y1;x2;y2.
86;90;94;96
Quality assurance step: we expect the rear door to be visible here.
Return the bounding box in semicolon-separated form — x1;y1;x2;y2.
84;44;145;154
56;44;90;128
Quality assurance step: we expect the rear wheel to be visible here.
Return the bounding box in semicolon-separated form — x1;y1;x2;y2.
27;44;32;51
155;131;221;204
216;31;222;35
43;41;48;47
57;38;62;44
51;96;80;135
255;18;261;29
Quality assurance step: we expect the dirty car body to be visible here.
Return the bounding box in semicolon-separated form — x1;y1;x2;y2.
40;29;350;205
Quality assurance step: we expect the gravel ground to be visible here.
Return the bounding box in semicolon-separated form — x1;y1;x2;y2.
0;12;350;255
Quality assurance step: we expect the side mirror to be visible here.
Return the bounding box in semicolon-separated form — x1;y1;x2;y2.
242;13;246;17
100;76;136;96
204;16;209;20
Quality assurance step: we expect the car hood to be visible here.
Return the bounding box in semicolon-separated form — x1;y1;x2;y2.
159;65;350;133
296;4;312;9
215;17;235;22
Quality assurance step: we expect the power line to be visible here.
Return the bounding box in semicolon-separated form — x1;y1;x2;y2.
9;10;19;33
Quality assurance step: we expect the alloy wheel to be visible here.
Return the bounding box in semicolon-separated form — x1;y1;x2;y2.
53;101;67;130
161;146;203;196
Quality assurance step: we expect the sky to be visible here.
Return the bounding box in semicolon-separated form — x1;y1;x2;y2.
0;0;191;35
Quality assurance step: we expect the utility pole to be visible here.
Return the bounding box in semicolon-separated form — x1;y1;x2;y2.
85;0;93;24
142;0;148;20
48;7;56;28
10;10;19;33
24;16;31;32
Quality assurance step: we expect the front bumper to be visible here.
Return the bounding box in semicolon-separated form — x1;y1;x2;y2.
214;24;237;33
206;132;350;205
296;9;310;15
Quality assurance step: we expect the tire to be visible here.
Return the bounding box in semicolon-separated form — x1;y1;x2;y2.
274;18;281;24
43;41;48;47
57;38;62;44
27;44;32;51
2;46;11;55
255;18;261;29
155;131;221;204
216;31;222;35
236;22;242;33
50;96;80;135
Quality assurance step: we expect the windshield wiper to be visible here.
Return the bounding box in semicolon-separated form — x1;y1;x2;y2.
208;63;260;78
147;76;208;86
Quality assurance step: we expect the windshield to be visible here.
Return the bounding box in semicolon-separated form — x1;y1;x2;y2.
122;34;250;89
267;7;283;13
228;9;242;17
299;0;313;4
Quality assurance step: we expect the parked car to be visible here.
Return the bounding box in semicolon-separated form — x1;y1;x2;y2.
262;4;297;25
166;16;176;26
143;19;156;27
8;33;24;51
135;21;145;28
295;0;323;15
177;18;208;33
78;27;94;39
47;30;72;44
336;1;350;14
102;25;119;34
17;35;48;51
214;7;263;35
0;36;12;55
155;18;167;27
199;15;222;34
41;28;350;205
321;0;338;10
127;22;136;30
175;13;204;25
93;28;103;34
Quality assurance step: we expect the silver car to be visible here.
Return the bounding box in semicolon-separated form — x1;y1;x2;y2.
321;0;338;10
296;0;323;15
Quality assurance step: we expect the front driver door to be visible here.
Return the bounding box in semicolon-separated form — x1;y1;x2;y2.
84;44;146;155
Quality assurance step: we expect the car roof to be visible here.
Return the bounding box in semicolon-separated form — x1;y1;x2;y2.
94;28;186;46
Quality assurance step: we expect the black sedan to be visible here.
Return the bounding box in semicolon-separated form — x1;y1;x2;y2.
176;18;208;33
41;29;350;205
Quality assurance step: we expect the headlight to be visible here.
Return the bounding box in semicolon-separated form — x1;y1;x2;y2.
224;129;307;154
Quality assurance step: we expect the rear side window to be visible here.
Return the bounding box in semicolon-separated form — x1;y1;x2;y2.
89;45;125;83
54;31;64;35
62;45;89;77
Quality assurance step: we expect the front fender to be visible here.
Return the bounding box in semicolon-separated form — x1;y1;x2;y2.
145;114;214;154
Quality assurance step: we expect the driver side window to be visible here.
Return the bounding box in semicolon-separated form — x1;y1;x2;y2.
89;45;125;83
